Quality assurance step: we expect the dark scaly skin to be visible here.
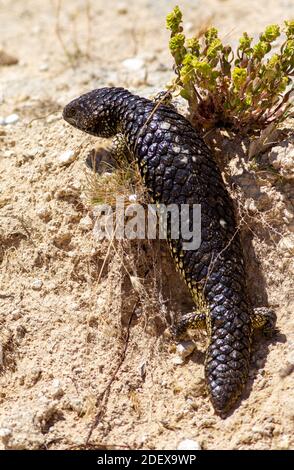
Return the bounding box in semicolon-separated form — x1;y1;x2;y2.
63;87;276;415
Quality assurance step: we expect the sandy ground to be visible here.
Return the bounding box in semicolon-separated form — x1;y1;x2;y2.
0;0;293;450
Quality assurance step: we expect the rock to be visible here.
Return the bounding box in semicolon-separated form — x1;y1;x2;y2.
252;425;264;434
43;192;52;202
14;325;26;340
171;355;184;366
26;147;46;158
283;208;294;225
185;22;194;33
31;279;43;290
25;368;42;387
279;351;294;378
63;397;84;415
34;397;59;429
117;2;128;14
0;50;18;66
39;63;49;72
54;186;80;199
122;57;145;71
57;149;77;166
4;114;19;125
50;379;64;399
0;428;12;438
287;350;294;364
278;235;294;255
173;341;196;365
276;435;290;450
79;215;93;231
0;428;12;447
36;206;51;221
70;181;81;191
53;230;72;247
46;114;59;124
283;397;294;421
268;143;294;180
177;438;201;450
10;309;22;321
3;149;15;158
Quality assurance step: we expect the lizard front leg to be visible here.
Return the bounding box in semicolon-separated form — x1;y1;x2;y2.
85;133;133;173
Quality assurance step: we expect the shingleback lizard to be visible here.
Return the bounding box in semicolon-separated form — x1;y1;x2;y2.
63;87;276;416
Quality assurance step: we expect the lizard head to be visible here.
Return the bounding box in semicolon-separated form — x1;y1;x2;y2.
63;88;122;138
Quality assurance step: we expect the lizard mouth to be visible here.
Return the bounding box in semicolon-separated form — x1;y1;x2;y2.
62;103;79;127
64;116;78;126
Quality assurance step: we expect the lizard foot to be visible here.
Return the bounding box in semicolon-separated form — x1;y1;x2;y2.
252;306;277;338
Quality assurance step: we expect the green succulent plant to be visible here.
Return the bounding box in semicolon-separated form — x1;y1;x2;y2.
166;6;293;134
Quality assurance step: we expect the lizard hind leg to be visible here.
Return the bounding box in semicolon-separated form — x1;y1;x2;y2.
170;310;207;340
251;307;277;337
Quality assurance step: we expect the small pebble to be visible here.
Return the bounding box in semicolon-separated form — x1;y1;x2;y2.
57;149;77;166
287;350;294;365
128;194;137;202
53;230;72;246
172;341;196;365
122;57;145;72
276;435;290;450
36;206;51;221
177;439;201;450
0;49;18;66
278;235;294;255
117;2;128;14
185;22;194;33
64;397;84;414
268;143;294;180
79;215;93;231
31;279;43;290
26;368;42;387
10;309;22;321
51;379;64;399
177;341;195;356
26;147;45;158
43;192;52;202
279;351;294;378
0;428;12;439
252;425;263;434
172;355;184;365
46;114;59;124
139;361;146;380
3;150;15;158
4;114;19;125
39;63;49;72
